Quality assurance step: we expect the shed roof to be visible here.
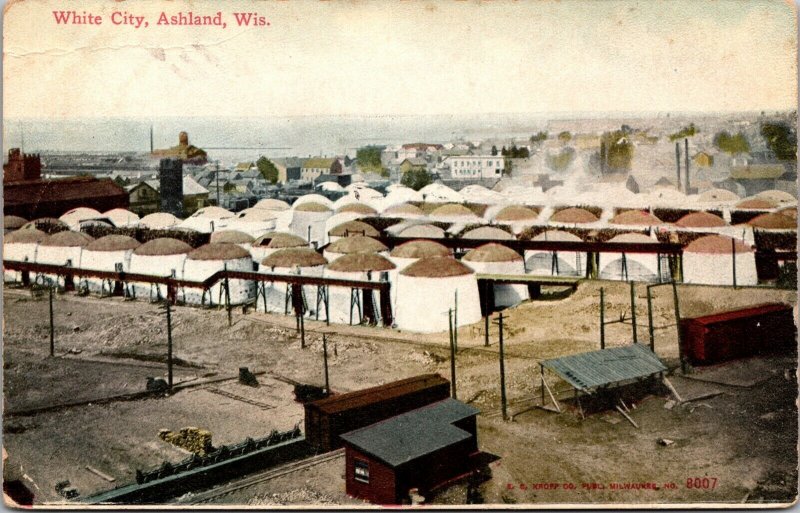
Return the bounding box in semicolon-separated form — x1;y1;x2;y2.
533;230;583;242
327;253;396;272
4;177;127;210
401;257;474;278
255;232;307;249
463;243;522;263
329;221;380;238
86;235;141;252
462;226;514;240
253;198;291;211
675;211;727;228
294;202;332;213
747;213;796;230
188;242;251;261
40;231;94;247
326;235;387;254
4;228;47;244
261;248;327;268
383;203;425;216
192;206;234;219
210;230;256;244
139;212;181;229
494;205;538;221
399;224;446;239
542;344;667;392
685;235;752;254
736;198;777;210
429;203;477;218
390;240;451;259
337;203;377;215
4;215;28;230
550;207;598;224
133;238;193;256
610;210;662;226
340;398;479;468
607;233;656;244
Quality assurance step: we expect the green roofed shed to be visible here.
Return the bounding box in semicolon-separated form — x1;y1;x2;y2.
541;344;666;392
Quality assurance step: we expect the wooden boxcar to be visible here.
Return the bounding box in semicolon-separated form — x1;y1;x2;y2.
680;303;796;365
304;374;450;452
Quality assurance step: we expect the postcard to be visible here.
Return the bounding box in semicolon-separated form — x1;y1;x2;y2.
2;0;798;508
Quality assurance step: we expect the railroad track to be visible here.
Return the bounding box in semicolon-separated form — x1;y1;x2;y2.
205;387;275;410
175;449;345;504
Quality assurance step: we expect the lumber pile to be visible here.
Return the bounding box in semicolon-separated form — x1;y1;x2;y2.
158;427;213;455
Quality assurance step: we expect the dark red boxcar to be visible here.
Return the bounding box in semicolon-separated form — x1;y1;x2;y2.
680;303;797;365
304;374;450;453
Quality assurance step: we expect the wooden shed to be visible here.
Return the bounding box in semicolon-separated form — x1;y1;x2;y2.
340;398;479;505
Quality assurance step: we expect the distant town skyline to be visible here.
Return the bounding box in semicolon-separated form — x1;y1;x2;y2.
3;0;797;119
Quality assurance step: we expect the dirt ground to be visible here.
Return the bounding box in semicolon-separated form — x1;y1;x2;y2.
2;280;797;506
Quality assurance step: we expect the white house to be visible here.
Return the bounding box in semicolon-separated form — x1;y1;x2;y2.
444;155;505;179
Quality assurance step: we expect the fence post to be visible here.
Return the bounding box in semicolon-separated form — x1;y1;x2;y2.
731;238;737;289
323;334;330;394
646;285;655;352
165;301;173;390
672;281;686;374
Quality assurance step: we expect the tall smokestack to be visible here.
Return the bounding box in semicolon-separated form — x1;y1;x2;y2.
150;125;154;154
684;138;690;194
675;142;682;190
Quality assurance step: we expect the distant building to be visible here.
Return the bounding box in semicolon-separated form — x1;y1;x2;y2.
398;158;428;174
301;158;344;182
3;148;42;183
127;175;210;216
151;131;208;165
3;149;128;218
127;181;160;215
273;157;303;184
234;162;256;172
444;155;504;179
692;151;715;168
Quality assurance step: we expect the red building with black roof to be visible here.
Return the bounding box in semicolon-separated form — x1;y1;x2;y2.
340;398;480;505
3;149;129;219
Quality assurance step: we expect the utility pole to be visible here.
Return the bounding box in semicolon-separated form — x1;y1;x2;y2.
163;300;174;390
599;287;605;349
448;309;457;399
498;312;507;421
671;281;686;374
49;286;55;357
322;334;330;394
